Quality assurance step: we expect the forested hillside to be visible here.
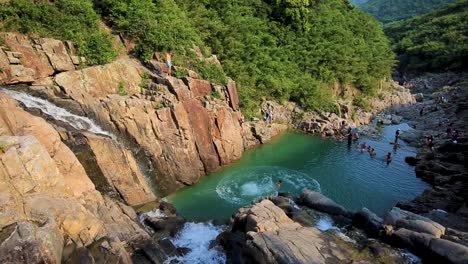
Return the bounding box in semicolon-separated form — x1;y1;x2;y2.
385;0;468;73
360;0;457;23
0;0;395;115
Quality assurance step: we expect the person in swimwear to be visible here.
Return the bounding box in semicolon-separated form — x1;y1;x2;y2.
166;49;173;77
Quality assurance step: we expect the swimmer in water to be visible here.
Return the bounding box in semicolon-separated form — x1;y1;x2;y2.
369;148;376;157
361;142;368;152
276;179;282;189
386;152;392;164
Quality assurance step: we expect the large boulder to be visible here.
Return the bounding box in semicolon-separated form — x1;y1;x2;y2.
300;190;351;217
229;200;352;264
384;207;446;238
353;207;383;237
0;222;64;264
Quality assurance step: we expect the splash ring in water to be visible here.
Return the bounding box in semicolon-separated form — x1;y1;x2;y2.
215;166;320;204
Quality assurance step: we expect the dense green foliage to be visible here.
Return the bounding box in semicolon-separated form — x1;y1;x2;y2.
0;0;117;64
360;0;457;24
385;0;468;73
175;0;394;113
1;0;395;115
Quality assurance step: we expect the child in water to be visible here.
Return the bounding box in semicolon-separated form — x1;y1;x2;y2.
369;148;376;157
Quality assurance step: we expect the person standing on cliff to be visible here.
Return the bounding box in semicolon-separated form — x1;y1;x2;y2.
166;49;173;77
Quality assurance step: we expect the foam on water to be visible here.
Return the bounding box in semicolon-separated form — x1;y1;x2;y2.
138;209;167;233
216;166;320;204
166;222;225;264
1;89;114;138
315;217;338;231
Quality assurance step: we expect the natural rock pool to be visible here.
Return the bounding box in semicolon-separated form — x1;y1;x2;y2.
168;124;430;221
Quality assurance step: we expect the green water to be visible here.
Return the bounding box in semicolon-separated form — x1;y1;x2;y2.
168;124;429;221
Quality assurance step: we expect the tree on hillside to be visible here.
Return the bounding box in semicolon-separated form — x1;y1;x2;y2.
385;0;468;73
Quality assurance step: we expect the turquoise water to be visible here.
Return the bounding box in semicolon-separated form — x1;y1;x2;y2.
168;124;429;221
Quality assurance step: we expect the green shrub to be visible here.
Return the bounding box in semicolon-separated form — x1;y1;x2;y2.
118;82;127;96
353;95;372;112
211;90;222;100
0;0;117;65
139;71;151;89
172;68;188;79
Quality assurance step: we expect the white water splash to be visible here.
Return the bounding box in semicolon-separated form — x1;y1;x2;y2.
216;166;320;204
315;216;355;243
1;89;114;138
433;209;448;214
165;222;225;264
315;217;338;231
139;209;167;233
402;251;422;264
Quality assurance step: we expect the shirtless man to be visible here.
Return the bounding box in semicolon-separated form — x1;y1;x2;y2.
166;49;173;77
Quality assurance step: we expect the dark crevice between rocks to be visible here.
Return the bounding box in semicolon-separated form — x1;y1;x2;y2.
0;223;16;244
61;132;122;202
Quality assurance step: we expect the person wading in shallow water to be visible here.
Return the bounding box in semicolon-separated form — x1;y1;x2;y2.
394;129;401;144
166;49;173;77
386;152;392;165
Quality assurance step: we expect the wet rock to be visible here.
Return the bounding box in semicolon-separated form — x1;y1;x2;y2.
429;237;468;264
353;208;383;237
300;189;352;217
391;114;403;124
81;133;156;206
390;228;434;252
414;93;424;102
404;156;420;166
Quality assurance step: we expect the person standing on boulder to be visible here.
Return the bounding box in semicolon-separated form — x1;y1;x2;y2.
166;49;173;77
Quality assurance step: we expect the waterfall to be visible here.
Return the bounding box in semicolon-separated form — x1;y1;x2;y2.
1;88;114;138
165;222;226;264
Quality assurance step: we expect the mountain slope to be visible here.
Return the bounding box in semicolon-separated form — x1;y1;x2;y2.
385;0;468;73
360;0;457;23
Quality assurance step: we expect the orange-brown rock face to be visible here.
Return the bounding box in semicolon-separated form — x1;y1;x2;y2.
0;33;288;196
0;93;151;263
49;59;249;195
0;33;76;85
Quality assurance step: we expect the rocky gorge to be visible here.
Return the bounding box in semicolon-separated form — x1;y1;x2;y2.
0;31;467;264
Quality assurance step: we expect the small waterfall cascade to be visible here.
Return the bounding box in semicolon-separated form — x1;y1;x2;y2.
1;88;114;138
165;222;226;264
